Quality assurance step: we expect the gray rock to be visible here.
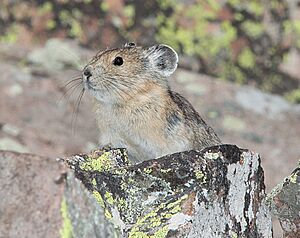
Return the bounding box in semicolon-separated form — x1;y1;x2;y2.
235;86;293;119
184;82;207;96
27;38;83;71
7;83;23;96
2;124;20;136
222;115;246;132
0;137;28;153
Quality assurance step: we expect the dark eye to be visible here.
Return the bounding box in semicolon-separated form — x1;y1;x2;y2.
113;56;123;66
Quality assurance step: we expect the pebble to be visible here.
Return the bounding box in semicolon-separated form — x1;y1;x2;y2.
0;137;29;153
2;124;20;136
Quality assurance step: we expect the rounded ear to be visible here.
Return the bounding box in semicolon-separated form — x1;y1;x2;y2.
145;44;178;77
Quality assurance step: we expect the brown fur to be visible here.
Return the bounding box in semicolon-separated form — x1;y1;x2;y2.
82;44;221;163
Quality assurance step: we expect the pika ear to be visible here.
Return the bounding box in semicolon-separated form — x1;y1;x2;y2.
145;44;178;77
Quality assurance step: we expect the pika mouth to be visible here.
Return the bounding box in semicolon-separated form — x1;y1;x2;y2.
84;81;97;91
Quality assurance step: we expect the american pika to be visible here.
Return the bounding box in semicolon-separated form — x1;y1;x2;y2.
82;43;221;163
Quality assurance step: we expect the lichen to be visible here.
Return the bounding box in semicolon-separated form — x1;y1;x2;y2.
195;170;206;183
238;47;255;69
204;152;220;160
79;152;112;172
285;88;300;104
93;190;105;208
105;209;112;219
60;197;74;238
290;172;298;184
105;191;115;205
128;194;188;237
144;168;153;174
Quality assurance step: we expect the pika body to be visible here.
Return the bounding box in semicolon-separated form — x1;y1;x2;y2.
81;43;221;163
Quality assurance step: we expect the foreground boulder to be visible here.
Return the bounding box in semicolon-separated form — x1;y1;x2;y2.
63;145;272;237
1;145;299;237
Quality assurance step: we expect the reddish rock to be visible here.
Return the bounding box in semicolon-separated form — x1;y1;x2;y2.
0;151;64;238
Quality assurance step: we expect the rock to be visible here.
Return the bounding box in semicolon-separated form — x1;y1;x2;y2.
0;137;28;153
235;86;293;119
1;124;20;136
174;70;199;84
7;83;23;96
0;151;63;238
27;38;82;72
280;48;300;80
83;141;98;153
222;115;246;131
63;145;272;237
266;163;300;238
184;82;207;96
0;64;32;83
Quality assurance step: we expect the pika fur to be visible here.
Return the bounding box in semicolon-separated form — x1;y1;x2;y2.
82;43;221;163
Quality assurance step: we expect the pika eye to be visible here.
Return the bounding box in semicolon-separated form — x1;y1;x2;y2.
113;56;123;66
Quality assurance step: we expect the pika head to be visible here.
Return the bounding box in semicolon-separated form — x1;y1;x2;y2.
82;43;178;103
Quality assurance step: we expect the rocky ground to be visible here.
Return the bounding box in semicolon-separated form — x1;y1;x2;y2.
0;39;299;237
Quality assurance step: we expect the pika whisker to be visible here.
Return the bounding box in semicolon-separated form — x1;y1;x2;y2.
71;88;85;134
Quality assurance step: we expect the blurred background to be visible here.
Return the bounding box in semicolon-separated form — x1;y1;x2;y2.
0;0;299;236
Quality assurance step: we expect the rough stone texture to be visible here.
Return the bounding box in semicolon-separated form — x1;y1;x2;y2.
64;172;117;238
266;164;300;238
63;145;273;237
0;151;63;238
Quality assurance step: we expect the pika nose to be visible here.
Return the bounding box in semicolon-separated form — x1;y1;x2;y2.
83;66;92;79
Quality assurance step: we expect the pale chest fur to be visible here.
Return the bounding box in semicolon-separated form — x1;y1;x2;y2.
93;100;191;163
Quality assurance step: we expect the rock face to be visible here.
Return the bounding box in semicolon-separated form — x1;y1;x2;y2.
0;151;63;238
267;166;300;238
1;146;299;238
63;145;273;237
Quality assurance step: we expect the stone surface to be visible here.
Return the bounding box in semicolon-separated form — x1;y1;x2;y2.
27;38;83;71
222;115;246;131
0;137;29;153
63;145;272;237
266;163;300;238
235;86;293;119
0;151;63;238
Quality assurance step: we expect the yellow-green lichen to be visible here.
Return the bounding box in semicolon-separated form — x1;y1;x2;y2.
0;24;18;43
242;21;264;39
290;172;298;184
79;152;112;172
129;194;188;237
204;152;220;160
129;231;149;238
230;231;238;238
128;225;169;238
160;168;172;173
93;190;105;208
151;226;169;238
195;170;207;183
104;191;114;205
105;209;112;219
60;197;74;238
116;197;128;210
144;168;153;174
285;89;300;103
37;2;53;15
238;47;255;69
92;178;97;186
